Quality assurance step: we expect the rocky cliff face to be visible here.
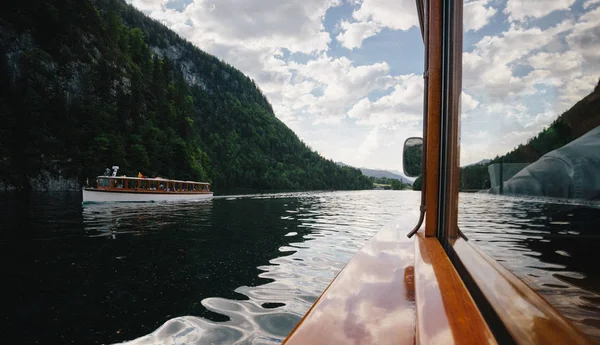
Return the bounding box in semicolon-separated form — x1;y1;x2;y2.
0;171;80;191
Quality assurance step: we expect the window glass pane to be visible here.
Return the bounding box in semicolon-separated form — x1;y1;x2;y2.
126;180;136;189
459;0;600;341
458;2;600;341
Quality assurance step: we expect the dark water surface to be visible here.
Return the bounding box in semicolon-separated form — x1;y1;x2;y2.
2;191;600;344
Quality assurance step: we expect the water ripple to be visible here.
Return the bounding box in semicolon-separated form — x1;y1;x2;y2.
117;191;420;345
3;191;600;344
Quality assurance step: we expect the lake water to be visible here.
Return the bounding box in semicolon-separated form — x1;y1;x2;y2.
2;190;600;344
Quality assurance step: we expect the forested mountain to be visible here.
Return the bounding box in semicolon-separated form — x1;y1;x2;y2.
459;80;600;191
0;0;372;192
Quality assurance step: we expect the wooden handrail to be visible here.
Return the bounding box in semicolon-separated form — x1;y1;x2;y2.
414;233;496;344
282;221;417;345
282;222;503;345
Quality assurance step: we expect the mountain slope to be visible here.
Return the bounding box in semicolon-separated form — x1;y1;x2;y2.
359;168;413;185
336;162;413;184
461;159;490;168
0;0;371;191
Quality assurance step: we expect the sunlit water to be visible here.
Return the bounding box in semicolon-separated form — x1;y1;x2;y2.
2;190;600;344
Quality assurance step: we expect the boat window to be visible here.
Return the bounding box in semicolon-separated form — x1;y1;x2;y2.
139;180;148;190
457;2;600;341
175;182;181;191
113;179;124;188
97;178;110;188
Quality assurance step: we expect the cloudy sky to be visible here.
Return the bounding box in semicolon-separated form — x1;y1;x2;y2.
127;0;600;171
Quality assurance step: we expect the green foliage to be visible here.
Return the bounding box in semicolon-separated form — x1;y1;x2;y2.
390;179;404;190
412;175;422;191
403;142;422;177
0;0;372;191
459;163;490;190
369;176;408;190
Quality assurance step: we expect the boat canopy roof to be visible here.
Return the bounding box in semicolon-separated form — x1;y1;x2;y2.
96;176;210;185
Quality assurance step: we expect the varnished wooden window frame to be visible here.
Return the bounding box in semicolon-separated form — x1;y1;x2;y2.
426;0;594;343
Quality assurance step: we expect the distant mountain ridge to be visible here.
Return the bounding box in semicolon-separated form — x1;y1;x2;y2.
336;162;414;185
462;159;491;168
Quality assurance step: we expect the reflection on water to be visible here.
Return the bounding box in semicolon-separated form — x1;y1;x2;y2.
1;191;418;345
459;193;600;341
2;191;600;344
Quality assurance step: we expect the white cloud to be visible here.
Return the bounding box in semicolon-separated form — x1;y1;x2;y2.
334;125;421;171
347;74;423;127
464;0;497;31
462;20;575;101
129;0;338;55
356;127;381;160
461;91;479;113
566;7;600;66
524;111;557;129
128;0;165;12
287;56;398;124
336;20;382;49
180;0;336;54
352;0;419;31
584;0;600;9
334;0;419;49
504;0;576;22
528;51;581;74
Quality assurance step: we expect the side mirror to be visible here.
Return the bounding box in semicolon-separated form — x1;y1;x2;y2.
403;137;423;177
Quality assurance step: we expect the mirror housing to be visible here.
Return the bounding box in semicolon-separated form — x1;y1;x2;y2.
403;137;423;177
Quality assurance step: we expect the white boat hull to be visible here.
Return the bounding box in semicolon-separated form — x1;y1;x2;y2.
82;188;213;203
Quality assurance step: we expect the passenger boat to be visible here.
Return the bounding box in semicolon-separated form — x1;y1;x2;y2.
282;0;595;344
82;166;213;203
